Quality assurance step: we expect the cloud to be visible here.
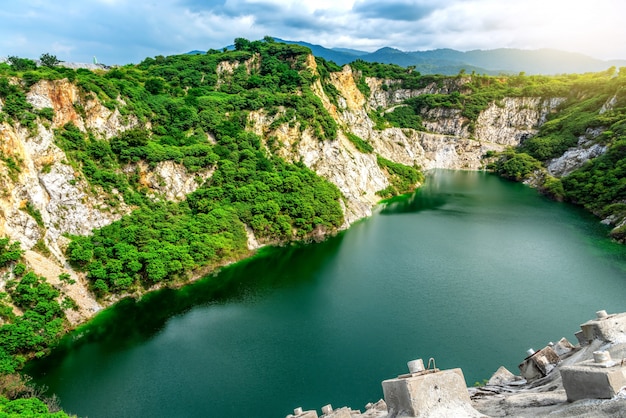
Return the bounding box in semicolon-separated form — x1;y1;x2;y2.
352;0;438;21
0;0;625;64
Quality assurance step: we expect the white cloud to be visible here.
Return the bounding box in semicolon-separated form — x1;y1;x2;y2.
50;42;75;57
0;0;624;63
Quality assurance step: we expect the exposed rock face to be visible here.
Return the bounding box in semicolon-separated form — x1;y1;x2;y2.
216;53;261;86
474;97;564;146
27;79;135;139
1;78;138;260
248;62;565;225
0;122;125;261
325;65;564;182
0;79;209;322
248;110;387;225
600;94;617;114
367;77;471;109
1;62;567;323
127;161;214;202
420;107;469;137
547;128;608;177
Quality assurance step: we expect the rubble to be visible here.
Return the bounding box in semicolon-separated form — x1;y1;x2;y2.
288;310;626;417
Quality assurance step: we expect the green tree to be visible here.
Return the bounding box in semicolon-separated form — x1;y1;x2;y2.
39;53;61;68
7;56;37;71
58;273;76;285
488;150;542;181
234;37;251;51
0;239;22;267
145;77;166;95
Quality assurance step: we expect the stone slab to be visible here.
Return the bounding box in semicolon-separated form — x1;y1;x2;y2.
286;410;319;418
580;312;626;343
519;346;560;381
561;361;626;401
382;368;479;417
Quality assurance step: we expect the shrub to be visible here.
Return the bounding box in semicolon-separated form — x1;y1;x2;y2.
345;132;374;153
488;150;542;181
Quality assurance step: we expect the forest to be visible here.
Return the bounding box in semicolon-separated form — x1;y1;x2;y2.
0;238;70;416
0;38;420;411
486;68;626;240
0;37;625;413
2;38;353;299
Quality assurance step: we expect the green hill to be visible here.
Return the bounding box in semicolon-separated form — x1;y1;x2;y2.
1;38;626;414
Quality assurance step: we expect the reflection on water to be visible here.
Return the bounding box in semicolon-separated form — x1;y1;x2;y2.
28;170;626;418
31;237;347;359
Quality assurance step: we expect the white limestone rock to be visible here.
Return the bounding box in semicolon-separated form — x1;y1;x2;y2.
548;136;608;177
126;160;213;202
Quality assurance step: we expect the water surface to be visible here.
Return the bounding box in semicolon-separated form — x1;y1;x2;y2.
29;170;626;417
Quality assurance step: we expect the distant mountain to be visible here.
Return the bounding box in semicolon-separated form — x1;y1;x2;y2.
330;47;369;57
270;39;626;75
354;46;626;75
272;38;363;66
188;38;626;75
459;48;626;75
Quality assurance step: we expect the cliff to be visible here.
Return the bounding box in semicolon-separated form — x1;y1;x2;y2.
0;57;565;324
0;79;214;322
250;63;561;224
2;45;623;418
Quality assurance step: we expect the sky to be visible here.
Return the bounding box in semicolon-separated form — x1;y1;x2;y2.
1;0;625;65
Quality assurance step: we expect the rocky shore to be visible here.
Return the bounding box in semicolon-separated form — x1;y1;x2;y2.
286;311;626;417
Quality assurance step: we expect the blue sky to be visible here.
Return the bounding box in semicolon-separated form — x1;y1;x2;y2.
2;0;625;65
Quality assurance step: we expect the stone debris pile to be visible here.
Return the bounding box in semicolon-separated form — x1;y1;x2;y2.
288;310;626;417
287;358;484;418
285;400;388;418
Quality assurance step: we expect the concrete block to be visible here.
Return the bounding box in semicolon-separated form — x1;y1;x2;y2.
561;358;626;401
518;346;560;381
286;408;319;418
579;311;626;343
320;406;355;417
552;337;575;357
382;368;477;417
486;366;515;386
365;400;387;412
574;330;588;346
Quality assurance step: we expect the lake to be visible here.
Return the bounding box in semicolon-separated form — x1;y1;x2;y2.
28;170;626;417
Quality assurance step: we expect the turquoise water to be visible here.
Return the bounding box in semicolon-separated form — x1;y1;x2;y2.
28;170;626;417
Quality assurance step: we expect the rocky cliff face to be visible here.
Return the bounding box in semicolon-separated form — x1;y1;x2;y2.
249;110;387;225
249;63;562;224
1;81;131;259
475;97;564;146
1;62;564;322
126;160;214;202
547;129;608;177
544;92;617;179
334;66;562;171
0;79;210;322
366;76;472;109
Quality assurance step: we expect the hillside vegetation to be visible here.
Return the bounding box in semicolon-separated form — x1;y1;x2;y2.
0;38;425;405
488;67;626;239
1;38;625;412
0;239;71;415
2;39;351;299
